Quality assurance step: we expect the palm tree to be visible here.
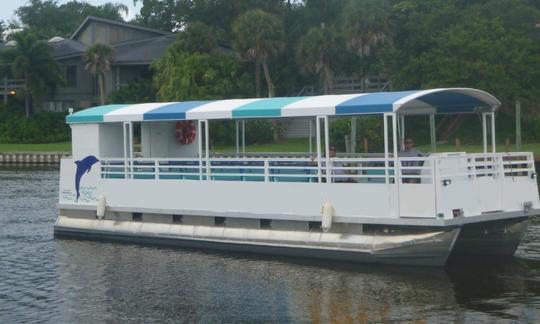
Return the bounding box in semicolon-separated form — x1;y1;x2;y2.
343;0;392;58
232;9;284;98
83;44;114;105
296;24;342;94
2;31;64;117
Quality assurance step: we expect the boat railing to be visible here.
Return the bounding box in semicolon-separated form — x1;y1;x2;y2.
99;152;535;185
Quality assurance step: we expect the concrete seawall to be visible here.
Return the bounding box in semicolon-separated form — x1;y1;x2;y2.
0;152;70;164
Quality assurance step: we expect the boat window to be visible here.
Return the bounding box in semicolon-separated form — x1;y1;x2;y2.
260;219;272;229
215;217;226;227
132;212;142;222
172;214;183;224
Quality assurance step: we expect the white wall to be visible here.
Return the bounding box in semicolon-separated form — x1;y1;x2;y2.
99;123;124;158
71;124;100;160
142;121;200;158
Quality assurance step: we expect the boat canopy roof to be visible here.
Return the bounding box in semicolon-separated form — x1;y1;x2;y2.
67;88;500;124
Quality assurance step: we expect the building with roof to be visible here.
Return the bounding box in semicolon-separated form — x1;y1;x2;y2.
43;16;175;112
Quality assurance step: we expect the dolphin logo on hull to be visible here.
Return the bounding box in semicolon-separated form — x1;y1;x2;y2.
74;155;99;202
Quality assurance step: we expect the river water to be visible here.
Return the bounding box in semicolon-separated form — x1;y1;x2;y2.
1;166;539;323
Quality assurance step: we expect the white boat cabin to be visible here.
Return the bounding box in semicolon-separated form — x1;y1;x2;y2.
59;88;539;225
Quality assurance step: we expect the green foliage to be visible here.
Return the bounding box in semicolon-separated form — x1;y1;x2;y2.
233;9;284;97
210;120;274;147
15;0;128;39
2;31;64;117
330;117;384;152
109;79;156;104
0;103;70;143
153;50;252;101
296;24;343;94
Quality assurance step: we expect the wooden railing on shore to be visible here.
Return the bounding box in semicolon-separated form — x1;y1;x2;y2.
0;152;70;164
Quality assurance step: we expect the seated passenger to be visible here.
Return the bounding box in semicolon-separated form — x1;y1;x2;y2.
399;139;423;183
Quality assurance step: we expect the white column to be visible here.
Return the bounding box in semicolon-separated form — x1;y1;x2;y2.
128;122;133;179
123;122;129;179
324;116;330;184
383;114;389;184
482;113;488;154
242;120;246;155
490;112;496;154
392;113;400;217
235;121;239;154
198;120;203;180
399;115;405;150
205;120;210;180
316;117;322;183
308;118;313;154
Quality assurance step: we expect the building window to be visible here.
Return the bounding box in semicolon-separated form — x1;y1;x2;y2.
65;65;77;87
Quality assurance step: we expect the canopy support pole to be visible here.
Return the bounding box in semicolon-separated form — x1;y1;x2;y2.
482;113;488;154
204;120;210;180
391;113;400;217
383;114;389;185
242;120;246;155
308;118;313;155
316;117;322;183
429;113;436;153
399;115;405;150
324;116;330;183
351;117;357;153
198;120;203;180
490;112;496;154
128;122;133;179
235;121;239;155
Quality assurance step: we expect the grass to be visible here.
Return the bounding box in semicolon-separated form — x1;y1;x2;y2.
0;142;71;152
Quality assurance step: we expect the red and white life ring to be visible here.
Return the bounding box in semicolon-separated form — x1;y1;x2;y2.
175;120;196;145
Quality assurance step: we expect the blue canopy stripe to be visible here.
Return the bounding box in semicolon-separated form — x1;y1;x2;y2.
143;101;212;120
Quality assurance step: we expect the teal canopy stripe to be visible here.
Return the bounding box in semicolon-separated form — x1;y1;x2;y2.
66;104;129;123
336;91;418;115
232;97;306;118
143;101;212;120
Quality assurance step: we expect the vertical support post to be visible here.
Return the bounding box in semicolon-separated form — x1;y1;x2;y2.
516;101;522;151
316;117;322;183
490;112;496;154
198;120;203;180
128;122;133;179
264;160;269;182
205;120;210;180
123;122;128;179
308;119;313;155
324;116;330;184
392;113;400;217
383;114;389;185
235;120;239;155
429;113;436;153
399;115;405;150
351;117;357;153
242;120;246;155
482;112;488;154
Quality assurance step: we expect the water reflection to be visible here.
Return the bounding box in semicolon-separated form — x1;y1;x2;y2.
1;166;539;323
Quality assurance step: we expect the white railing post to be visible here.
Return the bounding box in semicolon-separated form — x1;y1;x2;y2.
324;116;330;184
205;119;210;181
198;120;203;180
482;112;488;154
429;113;436;153
316;116;322;183
391;113;400;217
383;114;389;185
129;122;133;179
264;160;269;182
155;159;159;180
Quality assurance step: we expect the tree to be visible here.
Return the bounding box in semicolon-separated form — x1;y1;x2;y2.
152;22;251;101
16;0;128;39
233;9;285;98
83;44;115;105
296;24;343;94
2;31;64;117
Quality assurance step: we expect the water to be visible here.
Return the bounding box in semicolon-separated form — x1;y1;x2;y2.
1;166;539;323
